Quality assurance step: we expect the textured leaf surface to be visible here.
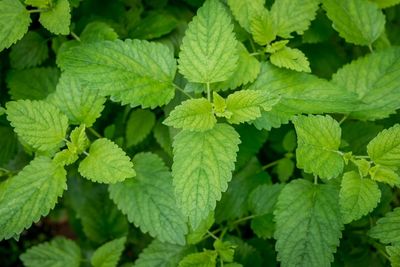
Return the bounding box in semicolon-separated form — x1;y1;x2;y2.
48;73;105;127
274;179;343;267
370;165;400;187
126;109;156;147
331;47;400;120
271;0;320;38
172;123;240;228
339;171;381;224
109;153;187;245
178;0;238;83
367;124;400;167
387;246;400;267
58;39;176;108
293;115;344;179
164;98;216;131
250;8;276;45
370;0;400;8
134;240;194;267
322;0;385;45
7;67;59;100
6;100;68;151
10;31;48;69
91;237;126;267
178;251;218;267
370;208;400;245
248;184;283;215
39;0;71;35
20;237;80;267
80;21;118;43
269;47;311;73
0;0;31;52
79;138;135;184
0;157;67;240
227;0;265;32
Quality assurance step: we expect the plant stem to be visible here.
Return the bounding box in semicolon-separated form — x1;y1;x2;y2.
27;9;42;13
314;175;318;184
206;82;211;101
88;127;103;139
368;44;374;53
231;215;256;225
207;230;219;240
262;159;281;170
70;32;81;42
339;114;348;125
173;83;193;99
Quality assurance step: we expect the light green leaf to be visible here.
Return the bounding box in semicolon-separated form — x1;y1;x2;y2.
58;39;176;108
53;148;78;166
248;184;283;216
0;0;31;52
69;125;89;154
387;246;400;267
126;109;156;147
20;237;80;267
172;123;240;229
6;100;68;152
322;0;385;45
270;0;320;38
91;237;126;267
212;92;228;117
227;0;265;32
178;0;238;83
266;40;289;54
370;208;400;244
25;0;51;8
370;165;400;187
39;0;71;35
7;67;60;100
0;157;67;240
187;213;214;245
250;8;276;45
276;158;295;182
48;73;106;127
339;171;381;224
78;138;135;184
370;0;400;8
331;48;400;120
213;239;235;263
367;124;400;167
178;251;218;267
134;240;194;267
274;179;343;267
164;98;216;131
109;153;188;245
293;115;344;179
270;47;311;73
10;31;48;69
226;90;279;124
80;21;118;43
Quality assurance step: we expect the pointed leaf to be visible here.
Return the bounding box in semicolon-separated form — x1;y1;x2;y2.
91;237;126;267
126;109;156;147
250;8;276;45
80;21;118;43
367;124;400;167
39;0;71;35
370;165;400;187
370;208;400;245
270;47;311;73
178;251;218;267
227;0;265;32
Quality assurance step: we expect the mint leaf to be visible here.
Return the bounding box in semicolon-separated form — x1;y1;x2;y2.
322;0;385;45
0;0;31;52
293;115;344;179
48;73;105;127
0;126;18;166
91;237;126;267
269;47;311;73
0;157;67;240
39;0;71;35
370;0;400;8
387;246;400;267
367;124;400;167
6;100;68;152
58;39;176;108
80;21;118;43
370;165;400;187
178;251;218;267
339;171;381;224
69;125;89;154
109;153;188;245
250;8;276;45
78;138;135;184
227;0;265;32
20;237;80;267
164;98;216;131
10;31;48;69
172;123;240;229
274;179;343;267
25;0;51;8
178;0;238;83
370;208;400;245
126;109;156;147
248;184;283;216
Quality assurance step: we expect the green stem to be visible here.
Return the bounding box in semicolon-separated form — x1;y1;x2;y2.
314;175;318;185
88;127;103;139
206;82;211;101
173;83;193;99
353;155;370;159
262;159;281;170
368;44;374;53
231;215;256;225
27;9;42;13
339;114;348;125
207;230;219;240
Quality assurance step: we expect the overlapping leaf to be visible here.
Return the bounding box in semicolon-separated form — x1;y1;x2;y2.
39;0;71;35
269;47;311;72
126;109;156;147
10;31;48;69
91;237;126;267
227;0;265;32
367;124;400;167
178;251;218;267
370;208;400;244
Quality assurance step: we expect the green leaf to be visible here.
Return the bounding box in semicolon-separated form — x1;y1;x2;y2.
293;115;344;179
78;138;135;184
20;237;81;267
48;73;106;127
387;246;400;267
270;0;320;38
6;99;68;152
58;39;176;108
0;0;31;52
339;171;381;224
130;10;178;40
39;0;71;35
91;237;126;267
134;240;194;267
69;125;90;154
331;47;400;120
276;158;295;182
164;98;216;131
178;0;238;83
270;47;311;73
172;123;240;229
153;121;173;155
126;109;156;147
7;67;59;100
178;251;218;267
109;153;188;245
226;90;279;124
25;0;51;8
187;213;214;245
370;165;400;187
53;148;78;166
10;31;48;69
80;21;118;43
0;157;67;240
250;8;276;45
227;0;265;32
251;213;275;239
370;207;400;245
212;92;228;117
367;124;400;167
249;62;359;130
248;184;283;216
214;239;235;262
274;179;343;267
322;0;385;45
0;126;18;167
370;0;400;8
